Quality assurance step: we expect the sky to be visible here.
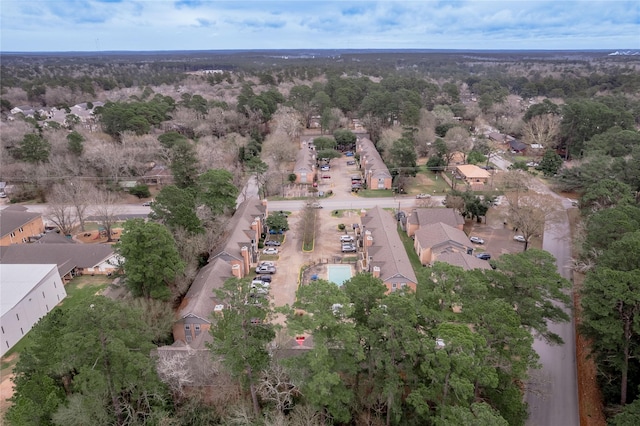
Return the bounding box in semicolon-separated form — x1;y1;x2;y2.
1;1;638;52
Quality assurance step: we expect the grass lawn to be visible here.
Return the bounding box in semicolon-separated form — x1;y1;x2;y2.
357;189;395;198
397;224;424;272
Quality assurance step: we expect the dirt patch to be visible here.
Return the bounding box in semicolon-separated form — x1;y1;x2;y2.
0;354;18;417
75;228;122;244
566;207;606;426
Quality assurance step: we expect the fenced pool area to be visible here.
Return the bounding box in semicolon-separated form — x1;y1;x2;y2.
327;264;353;286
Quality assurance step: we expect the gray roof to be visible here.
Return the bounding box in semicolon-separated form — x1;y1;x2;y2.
294;139;316;173
434;253;492;271
211;197;265;262
177;257;232;325
0;208;42;238
35;232;75;244
414;222;472;253
361;206;417;285
408;208;465;229
0;243;115;277
358;137;391;179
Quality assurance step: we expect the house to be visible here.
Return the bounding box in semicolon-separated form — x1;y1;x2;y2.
455;164;490;186
434;252;492;271
292;138;317;184
406;208;465;238
170;197;267;347
360;206;418;293
357;137;392;190
0;242;119;281
413;222;474;266
1;264;66;357
0;205;45;246
509;139;527;153
488;132;508;143
141;164;174;186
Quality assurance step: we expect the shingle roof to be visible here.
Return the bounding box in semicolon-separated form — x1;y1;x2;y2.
408;208;465;228
435;253;492;271
414;222;471;252
294;139;316;173
211;197;265;261
35;232;75;244
0;243;116;277
0;209;42;238
456;164;490;179
358;137;391;179
361;206;417;285
177;257;232;324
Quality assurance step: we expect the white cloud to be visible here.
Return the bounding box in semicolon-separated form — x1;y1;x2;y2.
0;0;638;51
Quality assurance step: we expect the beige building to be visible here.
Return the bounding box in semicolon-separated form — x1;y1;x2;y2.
455;164;490;185
406;208;465;238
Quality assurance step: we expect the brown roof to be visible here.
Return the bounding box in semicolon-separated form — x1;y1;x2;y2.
414;222;472;253
358;137;391;180
211;197;266;262
456;164;490;179
408;208;465;228
361;206;417;285
434;253;492;271
0;243;116;277
0;209;42;238
177;257;232;325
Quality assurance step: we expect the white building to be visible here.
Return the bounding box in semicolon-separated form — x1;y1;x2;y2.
0;264;66;357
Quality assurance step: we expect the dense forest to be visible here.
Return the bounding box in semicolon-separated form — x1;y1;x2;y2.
1;50;639;425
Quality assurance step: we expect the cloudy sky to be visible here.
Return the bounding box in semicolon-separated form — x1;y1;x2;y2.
1;0;638;52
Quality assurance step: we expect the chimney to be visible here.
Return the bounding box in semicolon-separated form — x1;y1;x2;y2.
372;266;380;278
240;246;250;277
231;263;242;279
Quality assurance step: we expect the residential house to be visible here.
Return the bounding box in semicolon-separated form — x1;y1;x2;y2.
0;242;119;281
1;264;66;357
0;205;45;246
414;222;474;266
509;139;527;153
141;164;174;186
357;137;392;190
292;138;317;184
406;208;465;238
360;206;418;293
455;164;491;187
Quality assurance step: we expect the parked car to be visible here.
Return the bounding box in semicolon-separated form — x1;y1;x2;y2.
345;151;354;157
514;235;526;242
256;275;272;283
264;240;281;246
259;261;275;267
416;193;431;199
251;279;270;289
256;265;277;274
476;253;492;260
142;201;152;206
320;165;330;171
346;160;356;165
340;235;354;242
469;236;484;244
341;244;357;253
321;175;331;179
310;202;323;209
262;247;278;255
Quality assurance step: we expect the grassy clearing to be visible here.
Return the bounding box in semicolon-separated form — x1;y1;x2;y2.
396;224;424;272
358;189;394;198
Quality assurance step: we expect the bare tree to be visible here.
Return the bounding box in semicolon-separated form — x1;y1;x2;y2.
92;190;124;242
50;180;93;231
522;113;561;149
256;364;300;413
444;127;472;163
273;106;304;140
503;192;562;251
46;201;76;236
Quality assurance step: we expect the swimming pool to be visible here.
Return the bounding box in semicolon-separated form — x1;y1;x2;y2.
327;264;353;286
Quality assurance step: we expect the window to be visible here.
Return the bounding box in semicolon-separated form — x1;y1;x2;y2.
185;324;191;330
186;335;192;342
19;227;24;232
10;232;15;238
22;238;27;243
195;324;201;335
392;283;397;289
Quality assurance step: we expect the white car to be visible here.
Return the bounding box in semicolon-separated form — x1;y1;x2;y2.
469;236;484;244
320;165;330;171
514;235;526;243
416;193;431;199
340;235;354;242
262;247;278;255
